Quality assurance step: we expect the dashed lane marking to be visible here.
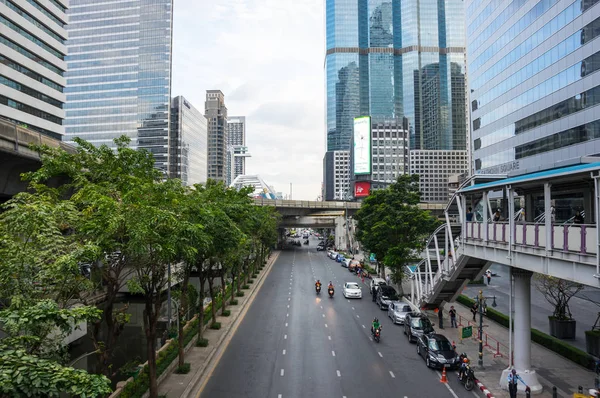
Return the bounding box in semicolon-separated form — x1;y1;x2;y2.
362;325;365;328
336;370;341;377
284;334;287;339
328;336;331;340
285;323;288;327
436;371;460;398
322;314;325;318
352;307;355;310
278;395;282;398
389;371;395;378
287;305;289;308
378;352;383;358
286;313;289;317
332;351;336;357
325;323;328;328
283;349;286;355
280;369;284;376
356;315;359;318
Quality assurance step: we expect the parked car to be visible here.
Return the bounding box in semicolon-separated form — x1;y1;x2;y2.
388;302;412;324
416;333;460;369
343;258;352;268
342;282;362;298
348;259;360;272
369;278;386;294
336;254;345;263
328;251;338;259
316;245;325;251
376;286;398;310
404;312;435;343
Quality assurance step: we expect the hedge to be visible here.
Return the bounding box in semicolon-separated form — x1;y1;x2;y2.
455;294;595;370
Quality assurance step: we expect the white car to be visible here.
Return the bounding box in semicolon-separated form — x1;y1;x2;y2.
369;277;387;294
388;301;412;324
343;282;362;298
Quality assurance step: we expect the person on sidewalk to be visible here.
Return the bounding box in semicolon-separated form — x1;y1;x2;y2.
471;302;478;322
385;274;390;285
508;369;526;398
437;307;444;329
486;269;492;285
449;306;457;328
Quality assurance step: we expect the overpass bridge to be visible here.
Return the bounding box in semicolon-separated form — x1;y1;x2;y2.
407;159;600;394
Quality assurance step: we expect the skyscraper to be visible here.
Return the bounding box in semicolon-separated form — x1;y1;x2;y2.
205;90;227;182
63;0;173;173
468;1;600;175
226;116;250;186
170;96;207;186
324;0;468;201
0;0;68;138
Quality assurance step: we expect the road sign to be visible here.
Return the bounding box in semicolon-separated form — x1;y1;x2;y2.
461;326;473;339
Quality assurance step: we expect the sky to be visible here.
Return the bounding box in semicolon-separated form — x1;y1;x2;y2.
172;0;325;200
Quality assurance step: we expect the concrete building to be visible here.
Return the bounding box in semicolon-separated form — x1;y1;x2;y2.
369;119;409;190
323;0;468;202
409;150;468;203
323;150;350;201
226;116;250;186
205;90;227;182
0;0;68;138
468;1;600;176
63;0;174;173
169;96;207;186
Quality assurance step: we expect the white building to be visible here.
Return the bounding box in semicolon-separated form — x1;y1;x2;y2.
0;0;68;138
230;174;277;199
369;119;409;190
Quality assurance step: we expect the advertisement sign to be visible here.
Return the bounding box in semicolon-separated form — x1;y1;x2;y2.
353;116;371;175
354;181;370;198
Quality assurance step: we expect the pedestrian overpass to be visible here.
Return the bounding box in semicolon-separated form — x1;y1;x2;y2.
407;158;600;394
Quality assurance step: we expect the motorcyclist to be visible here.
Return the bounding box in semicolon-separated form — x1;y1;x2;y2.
328;281;334;290
458;357;469;381
371;317;381;334
315;280;322;288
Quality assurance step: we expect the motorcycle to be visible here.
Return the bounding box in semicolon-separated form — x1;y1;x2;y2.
372;326;382;343
458;364;475;391
316;285;321;294
304;240;309;245
328;287;334;297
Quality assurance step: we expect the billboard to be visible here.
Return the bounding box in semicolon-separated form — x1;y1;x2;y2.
354;181;370;198
353;116;371;175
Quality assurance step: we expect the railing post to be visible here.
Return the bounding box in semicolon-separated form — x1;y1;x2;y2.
551;225;555;249
523;223;527;245
502;223;506;242
478;222;481;239
582;225;587;254
494;224;497;241
564;224;569;251
534;224;539;247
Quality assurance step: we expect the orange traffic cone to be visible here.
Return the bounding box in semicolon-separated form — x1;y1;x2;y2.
440;367;448;383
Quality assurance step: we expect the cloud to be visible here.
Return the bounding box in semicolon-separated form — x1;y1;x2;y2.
172;0;325;199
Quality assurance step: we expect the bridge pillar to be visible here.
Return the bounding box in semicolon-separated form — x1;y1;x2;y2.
500;268;543;394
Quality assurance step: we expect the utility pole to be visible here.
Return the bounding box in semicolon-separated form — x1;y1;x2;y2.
477;289;486;368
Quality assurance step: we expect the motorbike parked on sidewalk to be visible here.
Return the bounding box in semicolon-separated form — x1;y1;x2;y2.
372;326;382;343
328;287;334;298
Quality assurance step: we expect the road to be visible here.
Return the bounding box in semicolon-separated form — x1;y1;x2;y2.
463;263;600;351
200;238;484;398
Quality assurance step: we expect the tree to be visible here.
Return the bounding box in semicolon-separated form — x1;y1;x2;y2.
535;275;584;320
355;175;439;284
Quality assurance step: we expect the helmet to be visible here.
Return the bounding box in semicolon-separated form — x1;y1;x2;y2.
374;317;379;322
463;358;469;363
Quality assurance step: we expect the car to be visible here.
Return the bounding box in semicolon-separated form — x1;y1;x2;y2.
328;250;338;259
416;334;460;369
404;312;435;343
336;254;345;263
343;282;362;298
316;245;325;251
376;285;398;310
369;278;387;295
343;258;352;268
388;302;412;324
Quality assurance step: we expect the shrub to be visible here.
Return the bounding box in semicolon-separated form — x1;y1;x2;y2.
236;291;244;297
230;299;238;305
196;338;209;347
175;363;191;374
248;280;254;284
210;322;221;330
468;278;485;285
242;284;250;289
221;309;231;316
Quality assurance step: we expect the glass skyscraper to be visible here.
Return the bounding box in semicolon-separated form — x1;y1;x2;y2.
468;0;600;175
324;0;467;200
63;0;173;173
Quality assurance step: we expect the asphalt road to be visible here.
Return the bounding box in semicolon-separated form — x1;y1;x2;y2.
200;238;484;398
463;263;600;351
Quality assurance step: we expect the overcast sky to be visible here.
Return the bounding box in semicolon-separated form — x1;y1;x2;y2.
172;0;325;200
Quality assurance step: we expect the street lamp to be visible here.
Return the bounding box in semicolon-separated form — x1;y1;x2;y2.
475;290;497;368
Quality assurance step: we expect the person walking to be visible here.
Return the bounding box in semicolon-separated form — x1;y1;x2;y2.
449;306;457;328
466;207;474;222
471;302;478;322
438;307;444;329
486;269;492;285
385;274;391;285
507;369;526;398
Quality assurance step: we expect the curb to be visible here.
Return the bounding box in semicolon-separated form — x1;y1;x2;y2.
179;251;280;398
475;379;495;398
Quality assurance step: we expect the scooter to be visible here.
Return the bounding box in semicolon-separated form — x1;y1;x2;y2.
328;287;334;298
316;285;321;294
372;326;382;343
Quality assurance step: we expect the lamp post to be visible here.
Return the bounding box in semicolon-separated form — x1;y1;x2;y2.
477;289;487;368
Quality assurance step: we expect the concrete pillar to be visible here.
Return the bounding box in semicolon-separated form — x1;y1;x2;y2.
525;194;534;223
584;188;593;223
500;269;543;394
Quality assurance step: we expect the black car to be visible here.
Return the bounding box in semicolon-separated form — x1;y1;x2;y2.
416;333;460;369
404;312;435;343
376;286;398;310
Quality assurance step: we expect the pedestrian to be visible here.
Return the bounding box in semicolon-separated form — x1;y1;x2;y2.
386;274;390;285
372;284;377;302
507;369;526;398
438;307;444;329
493;209;501;222
471;302;478;322
550;205;556;223
574;211;584;224
449;306;457;328
486;270;492;285
466;207;473;222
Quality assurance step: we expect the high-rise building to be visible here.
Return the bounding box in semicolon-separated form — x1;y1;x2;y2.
0;0;68;138
323;150;350;201
324;0;468;201
410;150;469;202
226;116;250;186
63;0;173;173
468;1;600;175
205;90;227;182
170;96;207;186
370;119;409;189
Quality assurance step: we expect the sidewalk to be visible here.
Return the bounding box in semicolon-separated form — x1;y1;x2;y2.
429;301;596;397
158;251;280;398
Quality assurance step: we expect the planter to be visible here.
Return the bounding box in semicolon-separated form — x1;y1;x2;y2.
586;331;600;357
549;317;576;339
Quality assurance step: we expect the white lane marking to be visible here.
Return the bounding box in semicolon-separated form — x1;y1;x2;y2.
285;323;288;327
328;335;331;340
278;395;282;398
336;370;341;377
284;334;287;339
436;371;460;398
362;324;365;328
369;337;373;341
389;371;395;378
356;315;359;318
286;313;289;317
347;300;350;302
320;306;323;309
288;298;290;301
280;369;284;376
352;307;355;310
287;305;290;308
322;314;325;318
283;349;286;355
378;352;383;358
332;350;336;357
325;323;328;328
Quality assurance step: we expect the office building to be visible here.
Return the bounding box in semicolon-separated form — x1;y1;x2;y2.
468;1;600;175
63;0;173;173
0;0;68;138
323;150;350;201
170;96;207;186
370;119;409;189
226;116;251;186
205;90;227;182
410;150;468;202
324;0;468;201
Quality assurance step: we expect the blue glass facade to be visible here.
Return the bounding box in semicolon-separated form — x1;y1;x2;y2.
469;0;600;174
325;0;467;153
64;0;173;173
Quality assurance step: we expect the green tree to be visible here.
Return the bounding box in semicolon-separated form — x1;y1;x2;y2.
355;175;439;285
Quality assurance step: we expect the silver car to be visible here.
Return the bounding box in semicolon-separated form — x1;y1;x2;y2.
388;302;412;324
